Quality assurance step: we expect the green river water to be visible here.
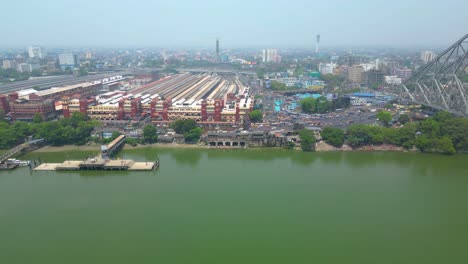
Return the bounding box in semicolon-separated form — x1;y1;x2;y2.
1;148;468;264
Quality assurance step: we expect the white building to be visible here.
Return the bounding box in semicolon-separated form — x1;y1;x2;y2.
28;46;45;59
360;63;378;71
58;53;78;69
375;59;380;70
17;63;33;73
2;60;17;70
262;49;280;63
385;76;402;85
421;51;436;63
318;63;336;74
277;77;299;87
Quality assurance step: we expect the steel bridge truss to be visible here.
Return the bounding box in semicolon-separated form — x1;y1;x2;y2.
401;33;468;117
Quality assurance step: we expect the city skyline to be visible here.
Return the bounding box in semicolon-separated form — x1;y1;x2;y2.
2;0;467;48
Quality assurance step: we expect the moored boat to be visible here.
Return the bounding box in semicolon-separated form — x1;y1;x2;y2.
5;159;30;166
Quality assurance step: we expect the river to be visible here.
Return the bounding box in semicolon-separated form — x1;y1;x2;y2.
1;149;468;263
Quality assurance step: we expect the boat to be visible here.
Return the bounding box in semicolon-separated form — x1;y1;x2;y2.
5;159;30;166
0;163;18;170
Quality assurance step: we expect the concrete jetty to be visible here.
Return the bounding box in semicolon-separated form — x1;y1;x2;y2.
33;134;158;172
34;156;158;171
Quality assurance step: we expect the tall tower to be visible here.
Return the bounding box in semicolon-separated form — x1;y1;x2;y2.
216;38;220;63
315;34;320;53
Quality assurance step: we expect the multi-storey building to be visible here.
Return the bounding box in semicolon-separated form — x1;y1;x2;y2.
392;67;413;81
318;63;336;74
58;53;78;69
28;46;45;59
421;51;436;63
0;95;10;114
385;76;402;85
366;69;385;85
17;63;36;73
2;59;17;70
9;95;57;121
262;49;280;63
348;65;365;83
62;96;92;118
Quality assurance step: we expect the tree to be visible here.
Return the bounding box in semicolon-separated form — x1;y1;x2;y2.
418;118;440;138
433;136;456;155
433;111;452;123
299;97;315;113
256;68;265;79
31;69;42;77
293;122;305;131
395;123;417;149
346;124;383;147
398;114;410;124
270;81;287;90
33;113;43;123
299;97;330;114
125;137;138;147
171;119;197;134
321;127;345;147
299;129;317;151
415;135;431;152
184;127;202;144
111;131;121;140
286;141;296;150
143;125;158;143
439;117;468;152
249;110;263;123
321;74;345;89
377;110;392;127
385;103;394;109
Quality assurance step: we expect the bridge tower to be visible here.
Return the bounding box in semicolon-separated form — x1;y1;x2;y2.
401;33;468;116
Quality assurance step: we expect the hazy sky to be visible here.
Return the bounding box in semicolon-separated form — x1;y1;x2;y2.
3;0;467;48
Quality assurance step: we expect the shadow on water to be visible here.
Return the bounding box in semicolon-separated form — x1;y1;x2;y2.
333;151;468;177
32;170;132;178
288;152;318;166
203;148;319;166
170;149;203;167
127;147;204;168
24;147;468;179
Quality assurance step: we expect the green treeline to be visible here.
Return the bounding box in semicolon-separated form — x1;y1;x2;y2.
170;119;202;144
0;112;98;149
321;112;468;155
299;96;350;114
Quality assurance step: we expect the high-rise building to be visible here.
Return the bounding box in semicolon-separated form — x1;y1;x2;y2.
315;34;320;53
366;69;385;85
421;51;436;63
318;63;336;74
392;67;413;81
2;60;17;70
262;49;280;63
58;54;78;69
17;63;34;73
47;61;57;72
216;39;220;63
85;52;93;59
28;46;45;59
348;65;365;83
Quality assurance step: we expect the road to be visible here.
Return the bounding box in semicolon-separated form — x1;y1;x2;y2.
0;72;132;94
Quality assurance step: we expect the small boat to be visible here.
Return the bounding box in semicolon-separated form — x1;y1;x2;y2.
5;159;30;166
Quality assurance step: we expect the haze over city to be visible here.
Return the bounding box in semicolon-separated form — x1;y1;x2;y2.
2;0;467;48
